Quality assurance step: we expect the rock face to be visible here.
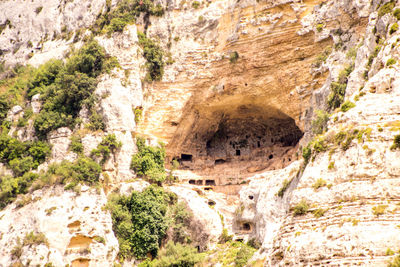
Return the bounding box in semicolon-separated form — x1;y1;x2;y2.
0;186;118;267
1;0;400;265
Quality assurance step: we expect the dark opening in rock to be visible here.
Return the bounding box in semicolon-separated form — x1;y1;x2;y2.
249;195;254;200
204;187;212;191
205;180;216;186
236;149;241;156
196;180;203;185
269;154;273;159
215;159;226;165
189;180;196;185
243;223;251;231
181;154;193;161
208;200;216;206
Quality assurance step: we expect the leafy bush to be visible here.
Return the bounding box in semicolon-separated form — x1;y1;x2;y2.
312;110;329;134
33;41;118;138
313;208;326;218
107;186;175;259
23;231;48;246
327;82;347;110
316;23;323;32
131;137;166;183
0;134;51;175
45;156;101;186
387;58;397;66
134;107;143;124
138;32;165;81
313;46;332;67
148;241;204;267
390;134;400;150
390;23;399;34
70;135;84;154
91;134;122;164
0;172;39;209
293;200;309;216
340;101;356;112
394;8;400;20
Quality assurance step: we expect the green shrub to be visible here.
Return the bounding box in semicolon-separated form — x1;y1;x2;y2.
219;228;233;244
293;200;309;216
0;134;51;174
87;109;106;131
327;82;347;110
367;45;381;68
0;95;10;123
35;6;43;14
388;254;400;267
169;202;193;244
390;134;400;150
390;23;399;34
313;208;326;218
192;1;200;8
70;135;84;154
312;178;327;190
23;231;48;246
340;101;356;112
394;8;400;20
33;40;117;138
387;58;397;66
316;23;324;32
131;137;166;183
149;241;204;267
107;186;174;259
229;51;239;63
378;1;395;17
45;156;101;186
138;32;165;81
0;172;39;209
312;110;329;134
234;243;257;267
91;134;122;164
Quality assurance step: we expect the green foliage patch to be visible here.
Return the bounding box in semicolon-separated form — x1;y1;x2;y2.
312;110;329;134
131;137;166;183
91;134;122;164
107;186;176;259
32;40;118;138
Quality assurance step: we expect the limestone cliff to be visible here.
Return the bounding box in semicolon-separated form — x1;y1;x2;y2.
1;0;400;266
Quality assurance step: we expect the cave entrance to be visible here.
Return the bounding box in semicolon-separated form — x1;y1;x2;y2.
169;103;303;177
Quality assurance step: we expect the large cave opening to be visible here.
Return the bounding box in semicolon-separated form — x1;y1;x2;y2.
169;103;303;184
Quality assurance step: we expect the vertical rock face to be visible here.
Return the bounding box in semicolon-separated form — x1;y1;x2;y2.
1;0;400;265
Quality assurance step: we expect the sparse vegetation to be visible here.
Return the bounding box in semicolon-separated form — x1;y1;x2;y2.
378;1;395;17
313;46;332;67
390;23;399;34
313;208;326;218
312;110;329;134
91;134;122;164
316;23;324;32
388;254;400;267
134;107;143;124
35;6;43;14
312;178;327;190
328;64;354;110
70;135;84;154
372;204;388;216
138;32;165;81
277;178;293;197
340;101;356;112
387;58;397;66
394;8;400;20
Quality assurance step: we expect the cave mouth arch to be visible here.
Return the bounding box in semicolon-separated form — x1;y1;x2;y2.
168;103;303;178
